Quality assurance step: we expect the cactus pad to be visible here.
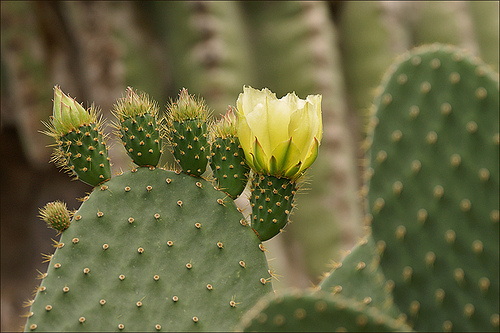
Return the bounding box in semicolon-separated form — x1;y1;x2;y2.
367;44;499;331
55;124;111;186
210;137;250;199
319;236;401;320
113;88;162;167
249;174;297;242
236;291;412;332
24;167;273;331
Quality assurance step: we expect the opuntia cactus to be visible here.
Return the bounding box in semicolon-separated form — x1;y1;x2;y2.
24;87;277;332
366;43;499;332
164;88;211;176
209;107;250;199
234;43;499;332
112;87;162;167
42;86;111;186
235;86;322;241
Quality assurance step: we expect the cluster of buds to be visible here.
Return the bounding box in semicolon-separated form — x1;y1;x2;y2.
42;84;322;242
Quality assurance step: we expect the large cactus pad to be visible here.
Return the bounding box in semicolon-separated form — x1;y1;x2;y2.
25;167;273;331
367;44;499;331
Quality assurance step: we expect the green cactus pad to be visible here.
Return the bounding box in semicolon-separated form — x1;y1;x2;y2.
118;113;162;167
56;124;111;186
236;291;412;332
367;44;499;331
319;235;401;320
210;137;250;199
169;119;210;176
249;174;296;242
24;167;272;332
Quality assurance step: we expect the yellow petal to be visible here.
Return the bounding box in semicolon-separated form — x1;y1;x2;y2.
266;95;293;150
284;161;302;179
307;94;323;144
271;138;293;171
235;111;253;163
245;102;272;155
288;102;319;162
279;139;302;175
298;137;320;175
253;137;270;173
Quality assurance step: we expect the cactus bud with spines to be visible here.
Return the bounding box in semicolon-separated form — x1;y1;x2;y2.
38;201;72;232
165;88;211;176
112;87;162;167
42;86;111;187
236;86;322;241
209;107;250;199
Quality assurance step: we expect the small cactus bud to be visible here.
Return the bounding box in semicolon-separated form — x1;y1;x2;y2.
39;201;72;232
165;88;211;176
112;87;162;166
209;107;250;198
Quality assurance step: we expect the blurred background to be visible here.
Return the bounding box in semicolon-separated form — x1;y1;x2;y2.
1;1;498;331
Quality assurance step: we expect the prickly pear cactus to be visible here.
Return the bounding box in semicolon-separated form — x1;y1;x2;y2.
112;87;162;167
24;87;274;332
366;44;499;331
236;291;412;332
165;88;211;177
319;236;401;320
209;107;250;199
42;86;111;186
24;167;272;332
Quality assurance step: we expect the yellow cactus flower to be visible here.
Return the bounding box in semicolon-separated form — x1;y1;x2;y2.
236;86;322;180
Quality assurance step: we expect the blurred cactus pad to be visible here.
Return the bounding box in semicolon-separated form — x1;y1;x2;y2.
238;44;498;332
23;42;498;332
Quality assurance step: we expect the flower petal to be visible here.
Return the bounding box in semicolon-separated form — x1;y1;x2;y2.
307;94;323;143
266;95;293;150
253;137;270;173
245;102;272;155
298;136;320;175
288;101;319;163
270;137;292;171
279;139;302;175
235;111;253;164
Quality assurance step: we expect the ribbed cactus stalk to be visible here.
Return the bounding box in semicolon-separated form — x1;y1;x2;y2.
42;86;111;186
209;107;250;199
235;86;322;241
165;88;211;176
112;87;162;167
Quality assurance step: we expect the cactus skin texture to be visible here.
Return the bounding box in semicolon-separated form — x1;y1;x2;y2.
24;167;272;332
113;87;162;167
236;291;412;332
249;174;297;242
366;44;499;331
165;88;211;176
209;108;250;199
319;236;401;320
